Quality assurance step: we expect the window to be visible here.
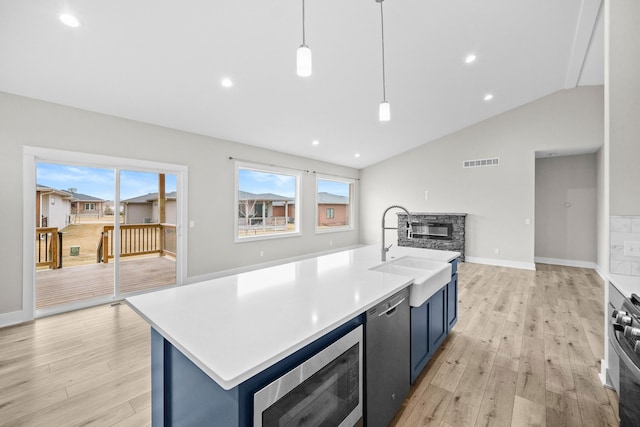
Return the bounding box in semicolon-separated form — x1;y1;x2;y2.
316;176;354;232
235;162;301;241
84;202;95;211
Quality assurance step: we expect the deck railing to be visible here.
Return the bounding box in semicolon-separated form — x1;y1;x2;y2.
237;216;289;234
36;227;60;269
98;223;176;263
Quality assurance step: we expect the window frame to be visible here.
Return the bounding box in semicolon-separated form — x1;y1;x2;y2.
234;161;302;243
84;202;95;211
326;207;335;219
315;175;355;234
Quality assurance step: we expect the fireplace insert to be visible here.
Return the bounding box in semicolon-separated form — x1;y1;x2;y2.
410;222;453;240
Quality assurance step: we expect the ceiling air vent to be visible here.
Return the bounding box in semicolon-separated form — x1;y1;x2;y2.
463;158;500;168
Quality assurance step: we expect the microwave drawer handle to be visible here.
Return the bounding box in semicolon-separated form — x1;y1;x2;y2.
379;298;406;316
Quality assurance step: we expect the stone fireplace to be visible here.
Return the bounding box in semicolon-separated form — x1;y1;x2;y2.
397;213;466;261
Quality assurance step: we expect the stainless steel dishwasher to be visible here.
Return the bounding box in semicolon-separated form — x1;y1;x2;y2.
365;287;410;427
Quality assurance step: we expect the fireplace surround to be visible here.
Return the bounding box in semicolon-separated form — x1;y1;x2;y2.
397;213;466;261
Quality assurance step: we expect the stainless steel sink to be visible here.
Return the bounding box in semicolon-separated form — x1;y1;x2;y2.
370;256;452;307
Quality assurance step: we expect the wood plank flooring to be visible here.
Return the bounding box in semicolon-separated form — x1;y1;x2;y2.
392;263;618;427
36;256;176;309
0;263;618;426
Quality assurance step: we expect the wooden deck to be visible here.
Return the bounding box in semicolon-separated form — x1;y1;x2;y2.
36;256;176;309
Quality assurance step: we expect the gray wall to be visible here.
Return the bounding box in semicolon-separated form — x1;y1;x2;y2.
608;0;640;216
535;154;597;264
0;92;360;317
360;86;604;268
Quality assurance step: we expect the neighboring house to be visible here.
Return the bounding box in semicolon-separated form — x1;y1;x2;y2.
317;192;349;227
36;185;73;229
68;191;106;219
121;192;177;224
238;191;295;224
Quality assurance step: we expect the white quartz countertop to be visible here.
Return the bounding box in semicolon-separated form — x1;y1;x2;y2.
126;245;459;390
609;273;640;298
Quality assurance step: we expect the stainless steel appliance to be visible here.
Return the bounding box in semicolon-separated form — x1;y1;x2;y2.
366;288;410;427
253;325;363;427
610;293;640;426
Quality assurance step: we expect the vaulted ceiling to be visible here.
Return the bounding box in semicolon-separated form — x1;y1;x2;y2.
0;0;603;168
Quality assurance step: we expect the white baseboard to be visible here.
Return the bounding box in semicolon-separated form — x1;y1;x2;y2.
465;256;536;271
0;310;26;329
594;264;609;282
534;257;596;269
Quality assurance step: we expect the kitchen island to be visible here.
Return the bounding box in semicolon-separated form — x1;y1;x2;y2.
127;244;459;426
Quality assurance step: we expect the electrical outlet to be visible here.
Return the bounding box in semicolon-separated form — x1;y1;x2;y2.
525;218;531;225
494;248;500;255
624;241;640;257
260;250;264;257
424;190;429;200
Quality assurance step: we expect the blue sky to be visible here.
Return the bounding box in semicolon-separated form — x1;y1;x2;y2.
37;163;176;201
317;179;350;197
239;169;350;197
239;169;296;197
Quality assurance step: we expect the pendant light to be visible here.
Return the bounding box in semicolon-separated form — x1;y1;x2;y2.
297;0;312;77
377;0;390;121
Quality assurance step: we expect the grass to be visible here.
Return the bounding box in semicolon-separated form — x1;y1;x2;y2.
58;217;119;267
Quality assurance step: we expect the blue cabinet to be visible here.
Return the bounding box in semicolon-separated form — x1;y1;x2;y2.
410;259;458;384
447;273;458;330
151;315;365;427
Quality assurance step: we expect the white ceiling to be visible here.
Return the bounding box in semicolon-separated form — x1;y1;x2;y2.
0;0;603;169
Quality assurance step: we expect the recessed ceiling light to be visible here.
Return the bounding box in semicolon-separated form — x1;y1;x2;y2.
221;78;233;88
355;153;361;158
483;93;494;101
312;140;319;146
465;54;477;64
59;13;80;28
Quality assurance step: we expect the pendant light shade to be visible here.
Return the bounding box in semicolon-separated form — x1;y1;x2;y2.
377;0;390;122
297;0;312;77
379;101;391;122
297;45;312;77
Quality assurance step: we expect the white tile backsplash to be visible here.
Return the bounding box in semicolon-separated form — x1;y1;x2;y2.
611;217;632;232
611;216;640;277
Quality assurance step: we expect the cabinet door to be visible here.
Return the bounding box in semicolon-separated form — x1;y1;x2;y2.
429;287;447;352
447;273;458;330
410;301;429;383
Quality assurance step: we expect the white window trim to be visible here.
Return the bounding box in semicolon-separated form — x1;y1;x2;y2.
234;161;302;243
22;146;188;321
315;175;355;234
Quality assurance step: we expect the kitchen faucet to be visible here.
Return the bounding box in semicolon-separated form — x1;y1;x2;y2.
381;205;413;262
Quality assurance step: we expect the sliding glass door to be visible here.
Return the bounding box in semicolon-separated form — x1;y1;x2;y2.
30;151;185;316
117;170;177;295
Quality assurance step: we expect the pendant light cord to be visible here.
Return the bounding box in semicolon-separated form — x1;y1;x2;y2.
380;1;387;102
302;0;306;46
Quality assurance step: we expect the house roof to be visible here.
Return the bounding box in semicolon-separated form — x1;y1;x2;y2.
36;184;72;198
238;191;294;202
317;192;349;205
69;191;105;202
121;191;178;204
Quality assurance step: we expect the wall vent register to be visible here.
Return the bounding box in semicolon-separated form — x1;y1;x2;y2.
463;158;500;168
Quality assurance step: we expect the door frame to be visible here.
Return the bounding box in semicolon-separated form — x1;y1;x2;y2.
23;146;188;320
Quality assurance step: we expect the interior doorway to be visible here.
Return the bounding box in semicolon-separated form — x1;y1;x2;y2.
534;152;598;267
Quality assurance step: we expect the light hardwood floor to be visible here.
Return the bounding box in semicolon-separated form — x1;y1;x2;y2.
0;263;618;426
